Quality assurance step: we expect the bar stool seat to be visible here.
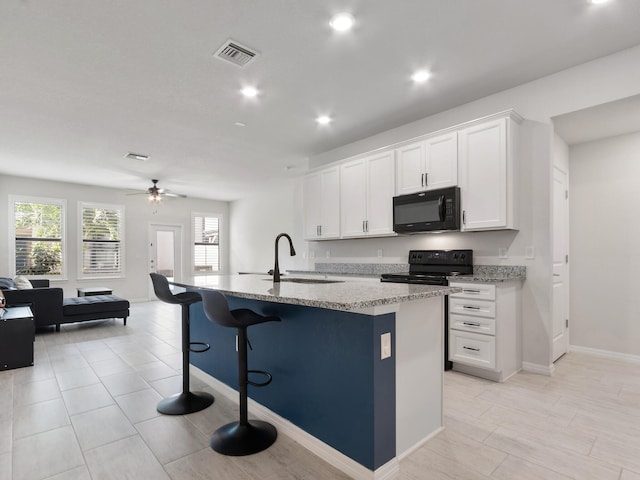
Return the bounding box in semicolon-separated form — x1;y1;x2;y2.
200;289;280;456
150;273;214;415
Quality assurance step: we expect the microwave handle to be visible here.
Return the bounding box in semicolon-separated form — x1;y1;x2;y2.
438;195;445;221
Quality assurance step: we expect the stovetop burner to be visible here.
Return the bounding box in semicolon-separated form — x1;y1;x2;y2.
380;249;473;285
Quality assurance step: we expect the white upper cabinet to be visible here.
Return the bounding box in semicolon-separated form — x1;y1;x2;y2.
303;167;340;240
395;132;458;195
340;151;395;238
458;114;521;231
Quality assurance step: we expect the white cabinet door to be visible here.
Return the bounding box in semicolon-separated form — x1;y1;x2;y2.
320;167;340;239
340;151;395;238
340;159;367;237
395;141;425;195
365;151;395;236
303;167;340;240
303;172;322;239
396;133;458;195
424;132;457;190
458;117;516;231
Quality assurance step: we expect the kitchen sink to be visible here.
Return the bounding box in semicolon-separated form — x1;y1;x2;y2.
263;277;344;284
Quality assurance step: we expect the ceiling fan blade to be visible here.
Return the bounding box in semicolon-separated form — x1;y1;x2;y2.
163;192;187;198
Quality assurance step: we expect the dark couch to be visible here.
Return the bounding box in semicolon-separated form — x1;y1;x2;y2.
1;278;129;331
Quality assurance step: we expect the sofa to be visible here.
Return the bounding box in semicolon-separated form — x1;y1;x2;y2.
0;278;129;331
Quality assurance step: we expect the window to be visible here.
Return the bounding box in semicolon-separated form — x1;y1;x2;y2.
10;196;66;278
193;214;220;274
80;203;124;277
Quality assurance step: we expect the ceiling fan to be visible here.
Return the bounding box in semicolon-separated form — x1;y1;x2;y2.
128;179;187;203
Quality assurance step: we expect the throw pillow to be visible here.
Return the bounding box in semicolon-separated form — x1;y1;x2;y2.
0;277;16;290
13;275;33;290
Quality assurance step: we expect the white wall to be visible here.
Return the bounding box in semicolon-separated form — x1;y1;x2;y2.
229;179;307;274
229;44;640;370
569;131;640;355
0;174;229;301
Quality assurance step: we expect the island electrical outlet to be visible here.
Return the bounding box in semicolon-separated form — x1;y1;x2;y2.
381;332;392;360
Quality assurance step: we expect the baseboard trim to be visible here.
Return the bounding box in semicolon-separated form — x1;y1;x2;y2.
522;361;555;376
569;345;640;365
397;426;444;461
191;366;399;480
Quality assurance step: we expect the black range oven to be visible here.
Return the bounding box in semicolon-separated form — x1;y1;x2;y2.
381;249;473;370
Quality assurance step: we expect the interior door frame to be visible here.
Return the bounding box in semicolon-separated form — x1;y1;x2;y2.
148;222;184;300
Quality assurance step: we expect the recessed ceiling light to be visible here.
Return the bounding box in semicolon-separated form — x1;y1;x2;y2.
590;0;610;4
125;152;149;161
330;13;354;32
234;121;246;127
411;70;431;83
316;115;332;125
241;86;258;98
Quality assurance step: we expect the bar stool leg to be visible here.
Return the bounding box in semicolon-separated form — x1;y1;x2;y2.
157;304;214;415
210;326;277;455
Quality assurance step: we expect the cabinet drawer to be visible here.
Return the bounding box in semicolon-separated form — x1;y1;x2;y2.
449;298;495;318
450;313;496;335
449;330;496;370
449;282;496;301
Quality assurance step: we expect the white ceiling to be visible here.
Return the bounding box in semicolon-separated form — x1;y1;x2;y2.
2;0;640;201
553;94;640;145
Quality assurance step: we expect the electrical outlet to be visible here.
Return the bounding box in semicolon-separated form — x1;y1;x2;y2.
498;248;508;258
525;246;535;259
377;249;383;258
326;250;331;258
381;332;392;360
309;251;315;259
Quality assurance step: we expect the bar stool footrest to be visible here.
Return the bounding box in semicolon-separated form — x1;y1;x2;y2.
189;341;210;353
247;369;272;387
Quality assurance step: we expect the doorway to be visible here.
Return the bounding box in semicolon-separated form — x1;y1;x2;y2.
149;224;183;299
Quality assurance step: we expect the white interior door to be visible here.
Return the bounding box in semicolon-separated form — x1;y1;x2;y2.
149;224;183;299
552;166;569;361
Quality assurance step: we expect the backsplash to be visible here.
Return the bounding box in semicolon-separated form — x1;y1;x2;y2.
472;265;526;277
314;262;408;275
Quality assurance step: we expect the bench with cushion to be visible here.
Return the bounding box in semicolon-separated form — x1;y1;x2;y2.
1;277;129;331
61;295;129;331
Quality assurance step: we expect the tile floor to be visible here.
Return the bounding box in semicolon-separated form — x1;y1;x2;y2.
1;301;639;479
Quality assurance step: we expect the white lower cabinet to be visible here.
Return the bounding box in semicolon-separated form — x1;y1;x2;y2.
448;281;522;382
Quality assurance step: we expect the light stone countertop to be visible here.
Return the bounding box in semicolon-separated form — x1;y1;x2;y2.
447;265;526;283
180;274;460;312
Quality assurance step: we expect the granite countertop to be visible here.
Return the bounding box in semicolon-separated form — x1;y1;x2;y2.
290;263;527;284
447;265;527;283
179;274;459;312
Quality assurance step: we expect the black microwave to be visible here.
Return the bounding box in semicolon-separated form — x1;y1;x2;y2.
393;186;461;233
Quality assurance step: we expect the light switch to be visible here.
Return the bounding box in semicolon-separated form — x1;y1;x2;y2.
381;332;392;360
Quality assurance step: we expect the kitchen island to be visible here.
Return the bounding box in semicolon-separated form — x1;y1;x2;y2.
179;275;459;480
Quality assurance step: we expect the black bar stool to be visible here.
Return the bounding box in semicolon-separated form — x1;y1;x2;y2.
150;273;214;415
200;289;280;456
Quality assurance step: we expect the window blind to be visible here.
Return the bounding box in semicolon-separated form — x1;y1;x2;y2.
194;215;219;272
82;206;122;275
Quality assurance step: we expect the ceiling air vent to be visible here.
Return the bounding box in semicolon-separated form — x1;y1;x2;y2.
214;40;258;67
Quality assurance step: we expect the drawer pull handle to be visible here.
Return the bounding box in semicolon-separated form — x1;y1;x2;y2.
463;305;481;310
463;289;481;294
463;322;481;327
463;346;480;352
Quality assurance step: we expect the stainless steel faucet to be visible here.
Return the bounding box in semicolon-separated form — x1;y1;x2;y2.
273;233;296;282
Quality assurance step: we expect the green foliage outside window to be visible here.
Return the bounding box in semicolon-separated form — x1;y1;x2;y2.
14;201;63;276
